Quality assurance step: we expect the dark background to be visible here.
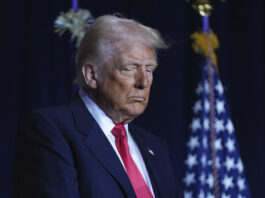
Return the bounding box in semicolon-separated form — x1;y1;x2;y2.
1;0;264;197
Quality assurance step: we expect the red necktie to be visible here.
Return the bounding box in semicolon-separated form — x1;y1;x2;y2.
112;124;154;198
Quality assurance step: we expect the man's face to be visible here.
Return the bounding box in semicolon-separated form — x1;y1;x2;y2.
95;44;157;124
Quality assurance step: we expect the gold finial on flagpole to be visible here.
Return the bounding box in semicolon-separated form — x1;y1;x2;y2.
192;0;213;16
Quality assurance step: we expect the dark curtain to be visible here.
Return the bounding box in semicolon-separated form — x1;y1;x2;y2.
1;0;264;197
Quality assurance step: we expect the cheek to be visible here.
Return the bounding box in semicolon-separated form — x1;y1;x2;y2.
103;81;131;105
112;80;134;98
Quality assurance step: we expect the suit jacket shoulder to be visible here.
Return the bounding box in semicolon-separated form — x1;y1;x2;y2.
13;97;182;198
13;104;81;198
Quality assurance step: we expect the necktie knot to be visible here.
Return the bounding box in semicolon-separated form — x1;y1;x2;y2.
111;124;126;138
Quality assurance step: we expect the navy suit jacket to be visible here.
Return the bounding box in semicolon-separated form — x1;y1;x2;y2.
13;97;182;198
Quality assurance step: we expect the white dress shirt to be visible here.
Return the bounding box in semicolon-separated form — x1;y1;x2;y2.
79;89;154;196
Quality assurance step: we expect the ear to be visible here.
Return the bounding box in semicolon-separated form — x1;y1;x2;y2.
82;64;98;89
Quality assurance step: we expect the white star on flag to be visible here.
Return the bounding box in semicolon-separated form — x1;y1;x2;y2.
225;138;235;152
190;118;201;132
183;172;196;186
222;175;234;190
215;118;225;133
207;192;215;198
226;119;234;134
204;81;210;94
204;99;210;112
184;191;193;198
196;83;203;95
236;159;244;173
201;154;207;167
187;136;200;150
237;177;246;191
199;172;206;184
198;190;205;198
215;80;224;95
215;138;223;150
185;154;198;168
203;118;210;130
206;174;214;189
193;100;202;113
216;99;225;114
224;156;235;171
202;136;208;149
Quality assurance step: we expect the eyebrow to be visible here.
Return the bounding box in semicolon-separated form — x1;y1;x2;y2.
120;60;158;68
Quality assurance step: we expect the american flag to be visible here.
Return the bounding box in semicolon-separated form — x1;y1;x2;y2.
182;62;251;198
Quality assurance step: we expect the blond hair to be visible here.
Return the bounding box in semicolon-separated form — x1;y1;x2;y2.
75;14;167;87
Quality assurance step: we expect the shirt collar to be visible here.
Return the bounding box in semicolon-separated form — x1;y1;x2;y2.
79;88;129;135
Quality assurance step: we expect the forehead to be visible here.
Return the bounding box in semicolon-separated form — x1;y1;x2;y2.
118;44;156;64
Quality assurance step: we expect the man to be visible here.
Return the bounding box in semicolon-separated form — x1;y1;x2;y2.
13;15;181;198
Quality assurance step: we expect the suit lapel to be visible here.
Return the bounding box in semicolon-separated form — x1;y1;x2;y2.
69;97;136;198
129;125;168;198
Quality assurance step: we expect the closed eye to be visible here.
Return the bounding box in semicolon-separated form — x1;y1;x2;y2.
146;65;156;73
123;67;136;71
120;65;137;73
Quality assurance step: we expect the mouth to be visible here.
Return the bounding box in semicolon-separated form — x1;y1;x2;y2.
130;97;145;102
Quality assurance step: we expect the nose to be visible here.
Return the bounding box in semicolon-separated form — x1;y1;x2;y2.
135;67;149;89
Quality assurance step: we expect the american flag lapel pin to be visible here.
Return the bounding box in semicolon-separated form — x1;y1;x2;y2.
148;149;155;156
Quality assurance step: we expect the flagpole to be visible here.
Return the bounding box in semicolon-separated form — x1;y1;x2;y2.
72;0;79;11
183;1;252;197
202;16;209;32
193;1;220;197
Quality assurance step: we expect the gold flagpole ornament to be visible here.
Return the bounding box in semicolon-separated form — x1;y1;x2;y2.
190;0;219;70
192;0;213;17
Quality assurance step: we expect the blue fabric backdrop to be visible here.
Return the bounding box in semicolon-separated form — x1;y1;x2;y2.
1;0;264;197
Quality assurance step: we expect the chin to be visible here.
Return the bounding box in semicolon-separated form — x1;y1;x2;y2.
126;106;146;118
